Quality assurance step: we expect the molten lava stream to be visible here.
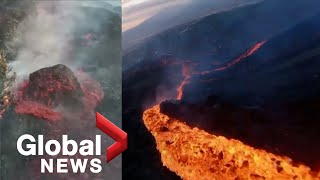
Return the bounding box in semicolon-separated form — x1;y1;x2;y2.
176;63;191;100
214;41;266;72
194;41;267;75
143;105;320;180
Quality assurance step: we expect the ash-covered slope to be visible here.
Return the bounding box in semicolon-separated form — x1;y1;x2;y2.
123;0;320;69
124;10;320;106
185;11;320;105
123;0;261;49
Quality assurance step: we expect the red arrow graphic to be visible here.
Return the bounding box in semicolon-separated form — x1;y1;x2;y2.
96;112;127;163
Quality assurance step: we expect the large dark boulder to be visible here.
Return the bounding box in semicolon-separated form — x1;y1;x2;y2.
23;64;84;108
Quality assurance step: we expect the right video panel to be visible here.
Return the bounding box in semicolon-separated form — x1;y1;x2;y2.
122;1;320;179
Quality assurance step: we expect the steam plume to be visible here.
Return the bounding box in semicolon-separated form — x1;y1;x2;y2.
6;1;87;81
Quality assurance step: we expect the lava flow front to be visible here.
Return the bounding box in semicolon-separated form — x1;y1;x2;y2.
143;105;320;180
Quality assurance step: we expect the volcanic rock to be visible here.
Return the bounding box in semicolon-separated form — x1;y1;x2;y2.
23;64;84;109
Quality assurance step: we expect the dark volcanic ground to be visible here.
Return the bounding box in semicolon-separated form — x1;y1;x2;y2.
123;1;320;179
123;0;320;69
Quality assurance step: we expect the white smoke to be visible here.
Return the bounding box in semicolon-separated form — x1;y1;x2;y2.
6;1;96;82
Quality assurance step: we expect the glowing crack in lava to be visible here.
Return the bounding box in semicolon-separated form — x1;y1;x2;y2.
214;41;266;72
75;69;104;109
143;105;320;180
176;63;191;100
14;64;104;121
195;41;267;75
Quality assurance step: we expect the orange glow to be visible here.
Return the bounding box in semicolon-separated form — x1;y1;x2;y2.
192;41;266;75
214;41;266;71
176;63;191;100
143;105;320;180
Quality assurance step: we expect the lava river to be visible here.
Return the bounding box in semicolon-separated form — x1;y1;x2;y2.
143;104;320;180
142;41;320;180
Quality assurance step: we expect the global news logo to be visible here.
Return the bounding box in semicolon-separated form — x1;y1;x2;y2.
16;112;127;174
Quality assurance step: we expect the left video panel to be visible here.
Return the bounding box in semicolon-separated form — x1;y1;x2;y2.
0;1;121;179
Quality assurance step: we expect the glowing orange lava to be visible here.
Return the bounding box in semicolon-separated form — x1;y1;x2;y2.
214;41;266;72
176;63;191;100
192;41;266;75
143;105;320;180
